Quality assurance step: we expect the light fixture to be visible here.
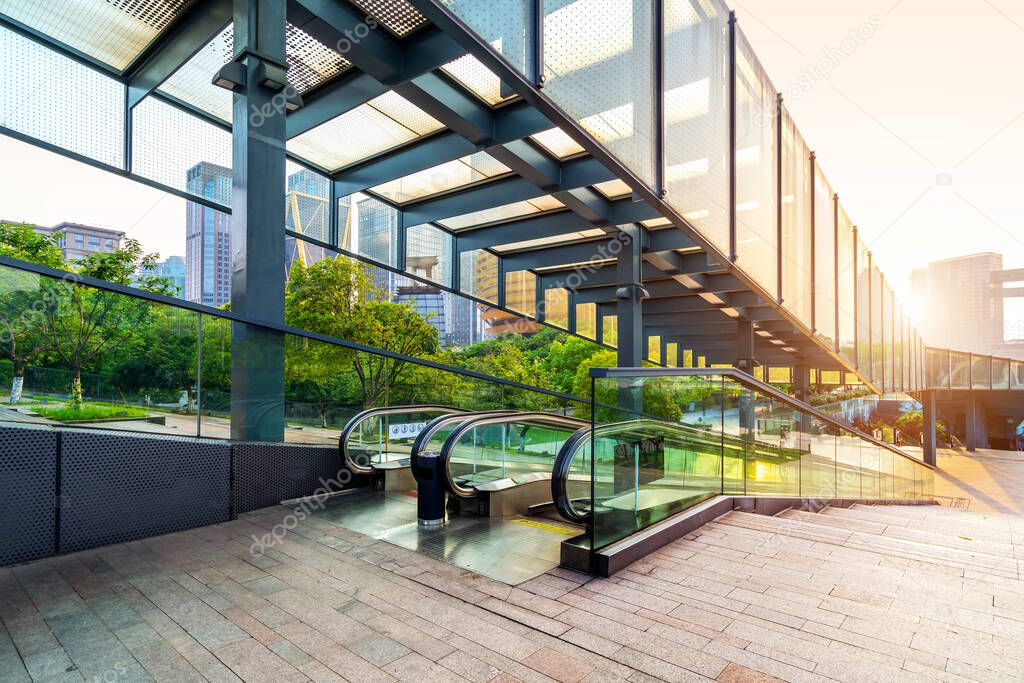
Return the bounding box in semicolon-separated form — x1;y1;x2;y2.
255;61;288;91
212;62;245;91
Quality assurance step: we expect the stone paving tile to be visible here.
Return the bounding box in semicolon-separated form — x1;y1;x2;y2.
9;496;1024;682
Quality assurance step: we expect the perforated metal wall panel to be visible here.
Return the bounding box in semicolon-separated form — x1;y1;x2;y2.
232;443;359;514
0;423;57;566
59;430;230;553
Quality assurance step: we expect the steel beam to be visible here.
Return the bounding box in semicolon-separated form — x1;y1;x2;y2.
125;0;232;106
400;157;611;227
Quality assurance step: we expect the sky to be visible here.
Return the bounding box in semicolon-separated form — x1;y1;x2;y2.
0;0;1021;339
733;0;1024;338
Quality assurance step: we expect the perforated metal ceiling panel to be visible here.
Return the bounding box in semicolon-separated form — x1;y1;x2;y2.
59;430;230;553
0;423;57;566
346;0;428;38
0;0;196;69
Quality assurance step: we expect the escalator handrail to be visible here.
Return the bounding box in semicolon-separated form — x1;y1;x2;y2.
551;417;751;524
339;405;465;475
590;367;936;470
409;409;521;467
438;412;588;498
552;426;593;523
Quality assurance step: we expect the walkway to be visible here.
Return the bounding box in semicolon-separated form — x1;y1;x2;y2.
4;451;1024;681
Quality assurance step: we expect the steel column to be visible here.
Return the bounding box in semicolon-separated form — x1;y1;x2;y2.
921;390;937;466
229;0;287;442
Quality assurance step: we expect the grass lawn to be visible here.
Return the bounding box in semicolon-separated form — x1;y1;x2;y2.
33;402;150;422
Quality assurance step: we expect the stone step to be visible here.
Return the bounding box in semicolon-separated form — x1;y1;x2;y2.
825;505;1021;545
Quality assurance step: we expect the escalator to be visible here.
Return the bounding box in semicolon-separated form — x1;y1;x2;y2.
339;405;467;490
549;367;937;575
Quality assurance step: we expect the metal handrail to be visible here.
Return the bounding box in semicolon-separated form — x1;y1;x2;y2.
438;412;588;498
339;405;465;475
590;367;936;470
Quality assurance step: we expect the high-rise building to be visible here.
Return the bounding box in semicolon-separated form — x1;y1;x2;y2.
910;253;1004;354
139;255;186;295
35;222;124;262
185;162;232;306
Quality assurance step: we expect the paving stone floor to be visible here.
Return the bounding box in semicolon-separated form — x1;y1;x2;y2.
3;453;1024;681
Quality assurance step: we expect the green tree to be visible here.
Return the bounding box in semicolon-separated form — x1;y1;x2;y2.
285;257;439;409
45;239;173;407
0;223;65;402
572;349;682;422
543;335;604;395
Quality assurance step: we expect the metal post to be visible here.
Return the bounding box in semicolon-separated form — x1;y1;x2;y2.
229;0;287;442
921;389;937;466
530;0;544;87
833;193;840;353
616;225;645;369
653;0;665;198
727;11;738;262
776;92;783;303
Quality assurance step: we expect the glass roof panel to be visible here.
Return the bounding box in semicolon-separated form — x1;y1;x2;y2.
346;0;428;38
493;228;606;253
286;92;444;171
159;22;351;124
439;197;565;231
530;127;585;159
440;54;516;106
0;0;196;70
369;152;510;203
593;178;632;199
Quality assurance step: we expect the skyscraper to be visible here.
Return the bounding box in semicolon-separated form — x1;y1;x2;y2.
910;253;1004;354
185;162;232;307
138;255;186;295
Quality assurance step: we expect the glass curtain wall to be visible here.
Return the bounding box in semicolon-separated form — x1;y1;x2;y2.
663;0;731;254
733;30;778;298
813;166;836;347
837;205;856;365
780;109;813;328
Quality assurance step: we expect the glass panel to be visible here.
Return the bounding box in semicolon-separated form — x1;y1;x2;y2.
813;166;836;346
602;314;618;347
950;351;970;389
993;358;1010;390
440;54;517;106
440;0;530;75
286;164;331;244
543;0;656;184
780;109;813;328
665;342;678;367
926;348;950;389
460;249;499;303
287;93;444;171
893;300;903;392
0;25;125;168
0;0;191;70
504;269;536;317
591;376;725;550
1012;361;1024;390
734;30;777;298
971;356;992;389
199;315;232;438
544;287;569;328
406;224;453;288
438;196;564;231
338;195;400;267
883;285;893;393
663;0;730;254
530;127;586;159
647;336;661;364
837;206;856;365
133;97;232;206
575;302;597;339
370;152;509;204
856;236;871;378
871;263;884;387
